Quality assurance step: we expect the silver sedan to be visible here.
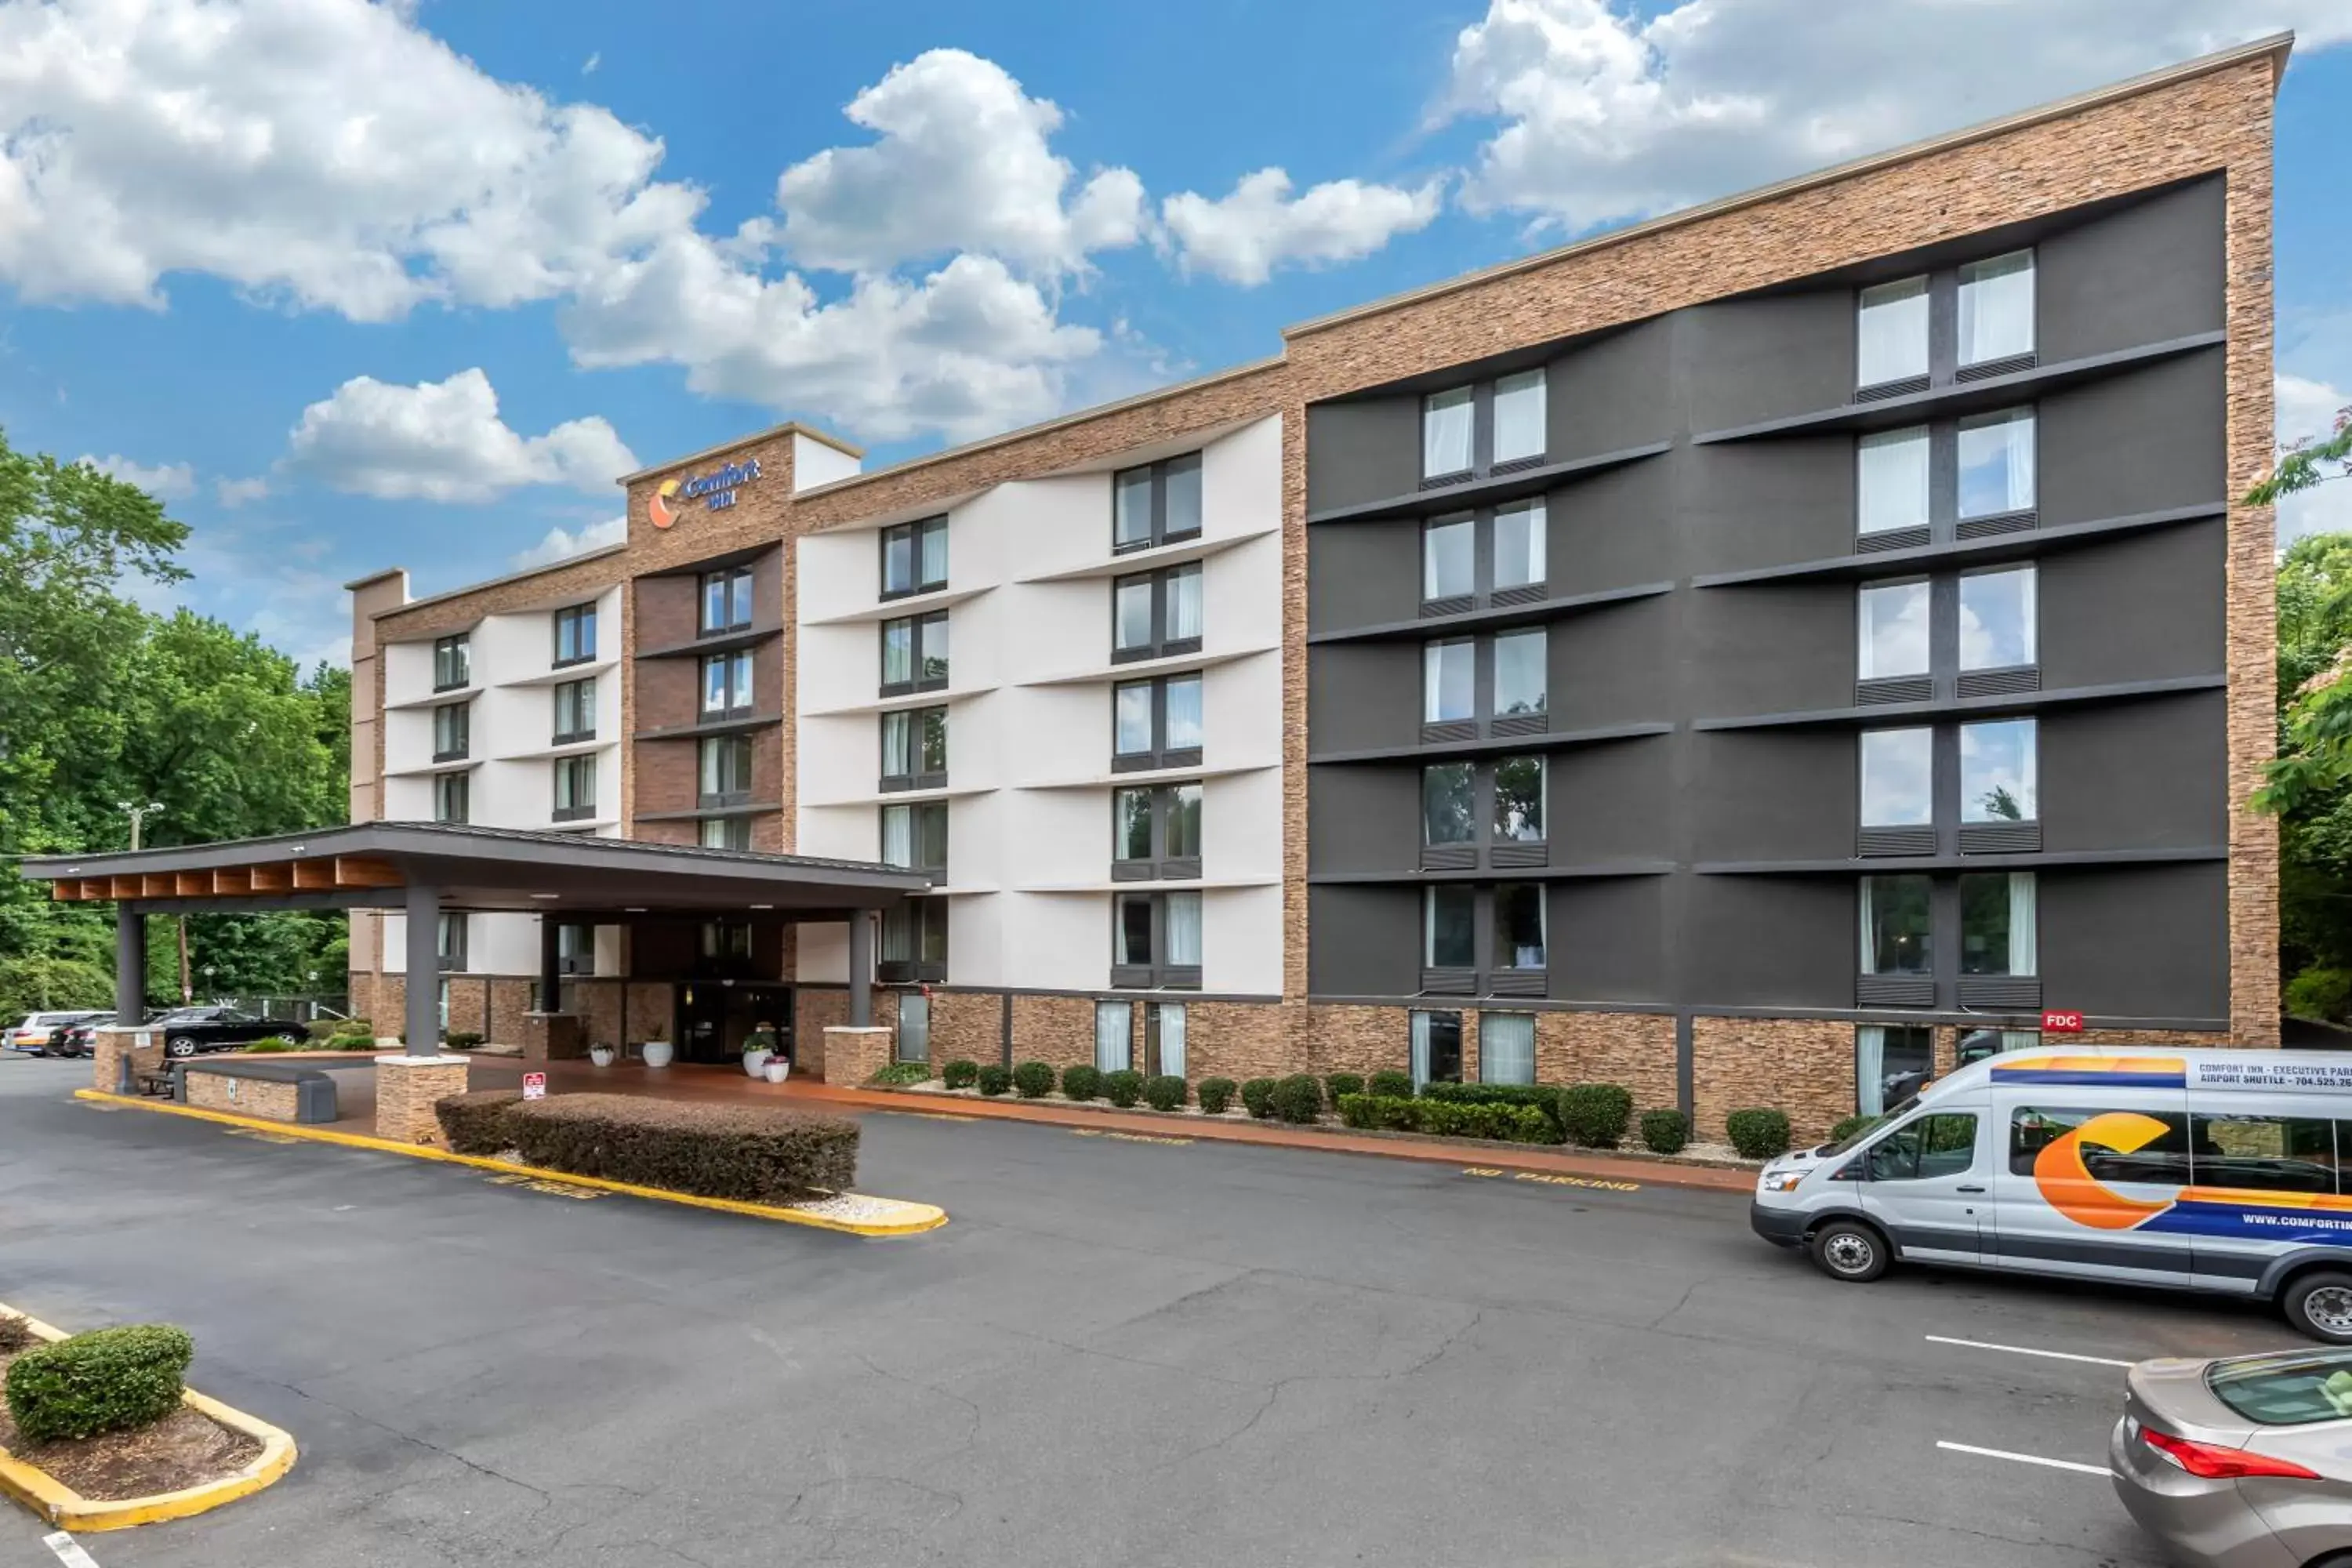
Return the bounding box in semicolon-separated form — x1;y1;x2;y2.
2113;1347;2352;1568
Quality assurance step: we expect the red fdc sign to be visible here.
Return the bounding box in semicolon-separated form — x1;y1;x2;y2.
2041;1011;2085;1034
522;1071;547;1101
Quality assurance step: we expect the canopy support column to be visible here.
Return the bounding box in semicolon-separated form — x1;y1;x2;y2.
848;908;873;1028
539;916;562;1014
114;903;147;1094
405;883;441;1057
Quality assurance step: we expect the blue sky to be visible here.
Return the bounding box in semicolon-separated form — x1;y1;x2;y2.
0;0;2345;670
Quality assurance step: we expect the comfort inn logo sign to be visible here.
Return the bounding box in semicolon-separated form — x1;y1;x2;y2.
648;458;762;529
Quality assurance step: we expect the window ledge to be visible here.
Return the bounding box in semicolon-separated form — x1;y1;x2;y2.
1308;722;1672;765
632;710;782;741
1693;673;2223;731
1691;503;2225;588
1307;442;1672;527
1696;844;2226;874
384;757;485;779
503;657;621;688
1015;760;1276;790
802;585;991;626
1025;644;1275;688
1309;584;1672;644
803;684;998;718
1014;526;1279;584
387;684;481;712
634;624;784;660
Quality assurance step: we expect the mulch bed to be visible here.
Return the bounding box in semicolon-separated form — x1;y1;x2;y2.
0;1348;260;1501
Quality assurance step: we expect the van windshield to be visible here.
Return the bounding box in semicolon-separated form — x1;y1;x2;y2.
1822;1096;1918;1156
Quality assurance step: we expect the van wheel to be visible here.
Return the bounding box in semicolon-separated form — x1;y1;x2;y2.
1809;1219;1889;1283
2283;1271;2352;1344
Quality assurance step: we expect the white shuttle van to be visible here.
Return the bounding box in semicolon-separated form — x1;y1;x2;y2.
1749;1047;2352;1341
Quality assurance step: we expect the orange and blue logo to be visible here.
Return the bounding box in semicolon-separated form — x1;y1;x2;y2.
648;479;683;530
647;458;761;531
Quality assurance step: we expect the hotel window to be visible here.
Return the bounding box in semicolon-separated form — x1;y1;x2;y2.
1422;371;1548;485
1860;874;1931;977
1112;782;1202;880
437;912;467;971
698;734;753;807
433;770;470;825
1494;630;1545;717
1421;501;1546;611
880;706;948;792
1957;408;2036;520
551;677;595;745
1494;884;1545;971
1959;565;2037;672
1422;387;1474;480
1955;1025;2040;1069
880;515;948;600
552;755;597;822
700;920;753;962
699;816;752;851
431;700;470;762
1112;452;1203;554
1094;1000;1132;1072
553;602;597;667
432;633;470;691
1857;427;1929;539
1410;1010;1464;1089
1421;757;1547;869
1421;762;1475;848
1855;275;1929;390
1958;251;2036;368
1112;561;1204;662
1424;885;1475;970
880;898;948;983
1859;728;1933;828
880;800;947;873
702;649;755;717
1961;719;2037;824
1961;872;2036;977
700;568;755;636
1492;370;1546;466
1857;579;1930;684
895;991;931;1063
1423;639;1475;724
1111;891;1201;989
1148;1001;1188;1078
1480;1012;1537;1087
1856;1025;1934;1116
880;611;949;695
1422;631;1545;736
1423;514;1474;602
1494;757;1546;844
1112;672;1203;771
555;922;594;976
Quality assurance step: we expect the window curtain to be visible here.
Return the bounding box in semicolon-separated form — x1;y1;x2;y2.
1856;1025;1888;1116
1480;1014;1535;1086
1095;1002;1132;1073
2000;1030;2040;1054
1858;879;1875;973
1424;391;1472;476
880;808;913;867
919;524;948;587
1962;254;2035;362
1157;1004;1187;1079
1167;570;1203;642
2009;873;2037;976
1165;892;1203;967
1410;1011;1433;1091
2004;412;2036;510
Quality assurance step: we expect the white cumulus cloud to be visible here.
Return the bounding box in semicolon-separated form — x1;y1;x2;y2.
1443;0;2352;233
1162;169;1444;286
215;475;270;507
283;368;637;503
512;514;626;570
78;453;195;499
2277;372;2352;543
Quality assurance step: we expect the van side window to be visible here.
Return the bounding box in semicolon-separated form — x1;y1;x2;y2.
2009;1106;2191;1185
1867;1114;1977;1181
2190;1114;2341;1196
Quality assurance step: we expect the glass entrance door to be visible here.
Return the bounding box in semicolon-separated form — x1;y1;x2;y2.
677;982;793;1065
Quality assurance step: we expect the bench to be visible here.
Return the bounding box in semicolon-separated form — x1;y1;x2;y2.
176;1060;339;1124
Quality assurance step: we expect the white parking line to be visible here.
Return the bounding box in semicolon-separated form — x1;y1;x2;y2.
1925;1334;2132;1369
45;1533;102;1568
1936;1440;2109;1476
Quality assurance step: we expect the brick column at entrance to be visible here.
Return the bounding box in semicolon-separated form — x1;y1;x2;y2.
376;1054;470;1144
92;1027;162;1094
820;1025;891;1087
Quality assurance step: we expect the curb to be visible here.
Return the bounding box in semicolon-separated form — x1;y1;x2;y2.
71;1091;949;1238
0;1303;297;1532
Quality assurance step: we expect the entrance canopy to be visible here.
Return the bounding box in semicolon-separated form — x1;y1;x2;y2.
20;822;933;1058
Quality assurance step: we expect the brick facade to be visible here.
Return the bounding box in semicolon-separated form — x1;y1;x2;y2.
374;1054;470;1145
185;1072;303;1121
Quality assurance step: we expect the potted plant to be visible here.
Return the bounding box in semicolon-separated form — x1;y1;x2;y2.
640;1022;673;1069
762;1051;791;1084
742;1026;778;1080
588;1041;617;1068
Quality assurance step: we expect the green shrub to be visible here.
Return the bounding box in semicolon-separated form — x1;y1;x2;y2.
2288;967;2352;1022
1103;1069;1145;1108
1367;1069;1413;1099
5;1324;194;1445
328;1016;372;1037
330;1033;379;1051
434;1089;525;1154
241;1035;302;1053
1144;1075;1187;1112
0;1313;33;1355
1325;1073;1366;1104
1271;1074;1323;1123
1197;1077;1238;1115
1240;1077;1277;1119
1725;1108;1792;1160
1422;1082;1566;1139
1012;1061;1055;1098
445;1031;485;1051
1060;1063;1103;1102
1558;1083;1634;1149
866;1062;931;1087
977;1065;1012;1097
504;1093;858;1201
942;1059;979;1090
1828;1114;1875;1145
1639;1109;1690;1155
1335;1095;1551;1142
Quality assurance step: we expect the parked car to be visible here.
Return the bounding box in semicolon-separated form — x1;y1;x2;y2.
2111;1345;2352;1568
5;1011;104;1055
55;1013;131;1058
150;1006;291;1058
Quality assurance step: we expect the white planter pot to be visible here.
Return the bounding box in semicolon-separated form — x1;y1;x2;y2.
640;1040;673;1069
763;1058;791;1084
742;1047;771;1079
588;1045;616;1068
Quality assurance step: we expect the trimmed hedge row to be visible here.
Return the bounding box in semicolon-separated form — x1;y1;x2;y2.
5;1324;194;1446
1337;1094;1553;1143
434;1091;858;1201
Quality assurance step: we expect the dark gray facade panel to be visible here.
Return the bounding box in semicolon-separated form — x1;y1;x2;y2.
1684;877;1855;1009
1305;516;1420;636
1548;878;1670;1002
2037;351;2226;527
2039;862;2228;1021
1307;884;1422;997
2038;177;2225;364
2038;519;2225;689
1306;642;1422;754
1548;318;1676;463
2040;691;2228;853
1305;765;1420;875
1674;291;1855;438
1670;436;1857;579
1689;731;1857;864
1546;739;1675;862
1304;399;1421;515
1681;582;1853;720
1544;594;1677;729
1551;460;1679;593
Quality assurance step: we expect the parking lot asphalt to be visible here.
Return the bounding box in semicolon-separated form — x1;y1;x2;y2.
0;1054;2310;1567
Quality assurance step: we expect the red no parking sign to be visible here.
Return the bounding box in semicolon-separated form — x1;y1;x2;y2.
522;1072;547;1101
